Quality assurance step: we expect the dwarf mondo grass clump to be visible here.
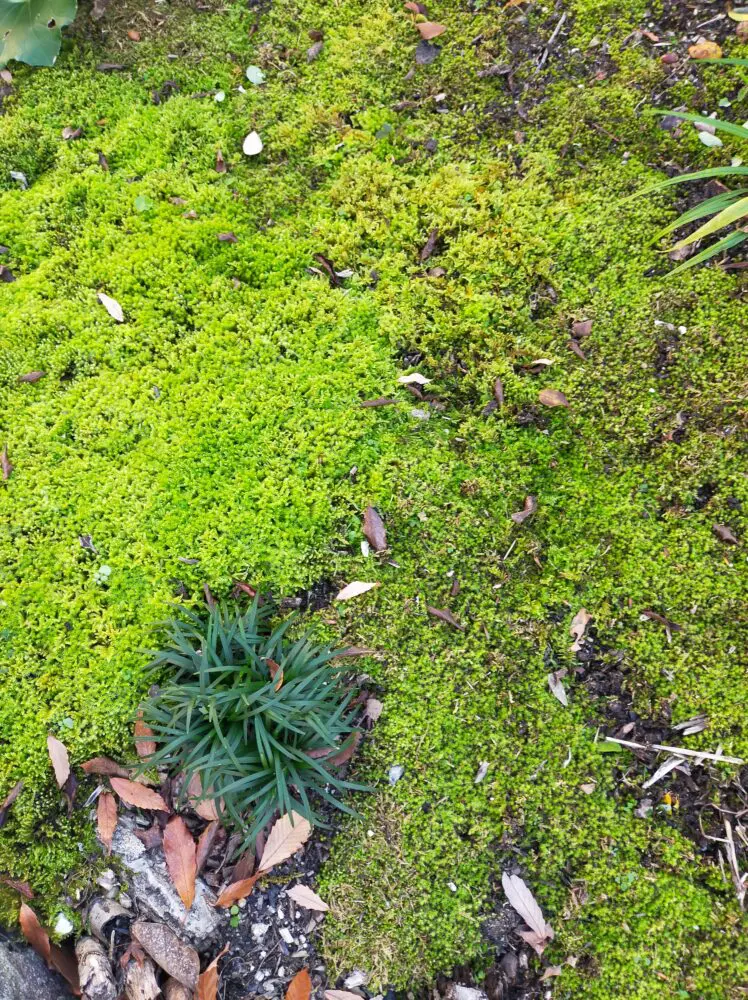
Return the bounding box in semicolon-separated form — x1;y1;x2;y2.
139;600;365;849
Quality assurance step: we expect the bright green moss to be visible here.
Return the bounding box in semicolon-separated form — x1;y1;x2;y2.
1;0;747;995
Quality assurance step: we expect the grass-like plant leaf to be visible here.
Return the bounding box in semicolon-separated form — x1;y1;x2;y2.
671;195;748;249
138;600;368;852
669;229;748;276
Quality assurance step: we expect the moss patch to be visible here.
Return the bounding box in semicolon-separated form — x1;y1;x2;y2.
1;0;747;995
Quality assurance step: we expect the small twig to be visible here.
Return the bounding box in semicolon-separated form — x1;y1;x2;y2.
603;736;744;765
537;12;567;70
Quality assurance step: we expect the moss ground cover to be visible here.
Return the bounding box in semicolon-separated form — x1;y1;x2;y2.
1;0;747;995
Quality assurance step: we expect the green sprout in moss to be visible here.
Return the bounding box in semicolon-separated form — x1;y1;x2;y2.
139;600;366;851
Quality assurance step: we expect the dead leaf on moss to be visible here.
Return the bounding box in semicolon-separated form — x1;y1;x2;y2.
135;715;156;759
217;232;238;243
313;253;342;287
571;319;593;338
81;756;130;778
363;506;387;551
540;966;562;981
17;371;45;383
713;523;739;544
132;920;199;989
416;21;446;39
364;697;383;723
19;904;80;993
325;730;362;766
336;581;380;601
427;606;464;629
419;226;440;261
538;388;569;408
127;28;141;41
569;608;592;652
493;377;504;406
163;816;197;911
689;40;722;58
47;734;70;788
326;992;367;1000
568;340;587;360
97;791;118;855
502;872;554;956
0;780;23;828
547;670;568;706
511;495;537;525
1;445;13;482
404;1;429;13
0;876;33;897
640;609;682;632
307;40;324;61
98;291;124;322
215;149;227;174
62;126;82;140
360;397;398;408
110;777;169;811
285;969;312;1000
195;821;221;873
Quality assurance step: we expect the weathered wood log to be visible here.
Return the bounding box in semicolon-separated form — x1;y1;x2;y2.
75;937;117;1000
123;956;161;1000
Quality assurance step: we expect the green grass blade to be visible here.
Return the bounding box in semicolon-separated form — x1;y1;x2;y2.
672;195;748;247
668;230;748;275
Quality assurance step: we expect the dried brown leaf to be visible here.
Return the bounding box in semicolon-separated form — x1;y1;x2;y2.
197;945;229;1000
286;885;329;912
325;730;362;766
259;811;312;871
186;771;221;821
313;253;342;287
419;227;440;261
713;523;739;545
363;506;387;552
81;756;130;778
416;21;446;39
97;791;118;855
689;40;722;59
364;697;383;723
217;232;238;243
404;1;428;12
0;780;23;828
427;606;464;629
47;734;70;788
215;149;227;174
267;657;284;691
335;581;380;601
571;319;593;338
568;340;587;360
511;495;537;525
110;776;169;811
548;670;568;707
135;716;156;759
214;873;262;907
132;920;199;989
62;126;82;140
17;371;45;383
569;607;592;652
493;377;504;406
640;609;682;632
307;40;324;61
360;397;398;408
0;876;34;898
163;816;197;911
20;904;80;993
1;445;13;482
98;151;109;171
501;872;553;939
286;969;312;1000
196;821;221;873
538;388;569;408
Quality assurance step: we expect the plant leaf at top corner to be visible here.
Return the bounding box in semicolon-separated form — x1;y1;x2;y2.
0;0;77;69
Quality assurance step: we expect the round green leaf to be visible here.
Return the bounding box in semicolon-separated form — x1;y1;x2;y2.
0;0;77;67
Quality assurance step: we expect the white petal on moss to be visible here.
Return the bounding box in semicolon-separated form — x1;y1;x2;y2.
97;292;124;322
243;131;263;156
697;131;723;148
335;580;380;601
397;372;431;385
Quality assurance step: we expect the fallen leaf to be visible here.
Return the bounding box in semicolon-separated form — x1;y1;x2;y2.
135;716;156;758
286;969;313;1000
135;824;164;850
335;581;380;601
540;966;563;981
307;40;324;61
325;730;362;766
427;606;464;629
312;252;342;287
266;657;284;691
571;319;593;338
364;697;383;723
0;781;22;828
259;811;312;871
689;40;722;59
538;388;569;408
132;921;199;989
61;770;78;815
416;21;446;39
217;232;238;243
511;495;537;525
287;884;329;912
1;445;12;482
195;821;221;873
110;777;169;811
246;65;265;84
127;28;140;40
47;735;70;789
197;945;229;1000
363;506;387;552
243;131;263;156
404;1;429;12
20;904;80;994
215;873;262;907
548;670;568;706
397;372;431;385
419;226;440;261
62;126;82;140
97;791;118;855
474;761;490;784
325;993;367;1000
713;523;739;544
163;816;197;911
215;149;227;174
502;872;554;944
579;782;596;794
569;607;592;652
186;772;220;821
568;340;587;360
360;397;399;407
308;28;324;40
98;292;124;322
0;876;33;897
641;29;659;42
17;371;45;383
81;756;130;778
415;40;440;64
0;265;16;282
493;377;504;406
640;609;682;632
229;849;255;883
